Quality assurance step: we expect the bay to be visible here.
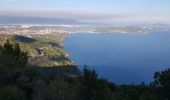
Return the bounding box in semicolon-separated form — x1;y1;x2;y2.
64;31;170;84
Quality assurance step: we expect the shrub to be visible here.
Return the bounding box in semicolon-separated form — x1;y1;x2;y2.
0;86;27;100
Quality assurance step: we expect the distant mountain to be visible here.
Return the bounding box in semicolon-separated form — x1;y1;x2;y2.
136;23;170;27
0;16;79;24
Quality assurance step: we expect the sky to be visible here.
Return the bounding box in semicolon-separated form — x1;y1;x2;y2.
0;0;170;24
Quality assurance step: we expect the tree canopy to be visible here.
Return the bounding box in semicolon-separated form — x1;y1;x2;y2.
0;40;28;69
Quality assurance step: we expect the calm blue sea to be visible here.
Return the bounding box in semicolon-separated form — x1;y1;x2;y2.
64;31;170;84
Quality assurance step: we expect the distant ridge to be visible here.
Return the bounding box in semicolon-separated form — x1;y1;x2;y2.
0;16;79;24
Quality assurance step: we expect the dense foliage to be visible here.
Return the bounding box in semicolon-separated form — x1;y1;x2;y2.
154;69;170;99
0;41;170;100
0;34;73;67
0;40;28;69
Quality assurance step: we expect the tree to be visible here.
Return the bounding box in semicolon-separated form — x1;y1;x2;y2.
154;68;170;99
0;40;28;86
81;68;113;100
0;86;27;100
32;79;80;100
0;40;28;69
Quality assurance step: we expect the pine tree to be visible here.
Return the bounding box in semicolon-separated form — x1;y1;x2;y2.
0;40;28;69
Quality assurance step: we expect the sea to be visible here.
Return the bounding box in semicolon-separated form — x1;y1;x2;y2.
64;31;170;84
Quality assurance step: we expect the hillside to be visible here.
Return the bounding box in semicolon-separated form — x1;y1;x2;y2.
0;33;73;67
0;33;170;100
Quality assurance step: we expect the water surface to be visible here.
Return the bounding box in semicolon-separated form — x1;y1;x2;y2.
64;31;170;84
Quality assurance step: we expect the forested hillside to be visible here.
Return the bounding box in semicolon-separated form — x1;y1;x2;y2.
0;41;170;100
0;34;73;67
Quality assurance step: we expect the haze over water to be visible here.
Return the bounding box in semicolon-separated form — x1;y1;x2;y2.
64;31;170;84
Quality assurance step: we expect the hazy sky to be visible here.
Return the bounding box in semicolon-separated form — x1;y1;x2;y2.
0;0;170;24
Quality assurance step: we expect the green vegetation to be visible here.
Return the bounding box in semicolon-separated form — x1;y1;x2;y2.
0;34;73;67
0;40;28;69
0;40;170;100
153;69;170;99
0;86;27;100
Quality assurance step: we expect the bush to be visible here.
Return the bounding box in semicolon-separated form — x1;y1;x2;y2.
0;86;27;100
32;79;80;100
